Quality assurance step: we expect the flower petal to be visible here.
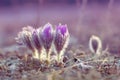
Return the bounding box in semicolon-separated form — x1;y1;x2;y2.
40;23;54;51
32;29;41;50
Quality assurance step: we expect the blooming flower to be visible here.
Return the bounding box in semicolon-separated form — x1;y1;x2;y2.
54;24;70;62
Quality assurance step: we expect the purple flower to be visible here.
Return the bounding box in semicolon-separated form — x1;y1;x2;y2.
31;29;42;50
54;24;69;53
40;23;54;52
56;24;67;36
15;23;70;62
16;26;34;51
40;23;54;62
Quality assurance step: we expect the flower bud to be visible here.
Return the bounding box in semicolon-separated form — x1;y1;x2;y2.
32;29;42;50
54;24;70;62
40;23;54;62
16;26;34;51
31;29;42;59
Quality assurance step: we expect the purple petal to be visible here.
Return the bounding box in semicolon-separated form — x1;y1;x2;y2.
54;33;65;53
43;23;53;38
54;24;69;53
23;34;33;50
22;31;34;50
56;24;68;36
41;23;54;51
16;26;35;51
32;30;41;50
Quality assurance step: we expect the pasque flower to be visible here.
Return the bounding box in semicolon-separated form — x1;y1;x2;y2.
31;28;42;59
32;29;41;50
15;23;70;63
54;24;70;62
16;26;34;51
16;26;42;59
40;23;54;62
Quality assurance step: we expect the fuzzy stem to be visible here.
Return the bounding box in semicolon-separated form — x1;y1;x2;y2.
56;50;64;63
57;52;63;63
57;53;60;63
32;49;42;62
46;49;51;64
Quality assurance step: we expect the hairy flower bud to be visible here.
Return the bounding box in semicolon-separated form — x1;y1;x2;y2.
40;23;54;62
16;26;34;51
31;29;43;59
54;24;70;62
15;23;70;63
32;29;41;50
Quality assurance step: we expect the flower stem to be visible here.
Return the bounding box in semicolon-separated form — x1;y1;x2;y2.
57;53;61;63
46;50;51;65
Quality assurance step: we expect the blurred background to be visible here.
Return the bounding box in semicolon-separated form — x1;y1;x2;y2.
0;0;120;54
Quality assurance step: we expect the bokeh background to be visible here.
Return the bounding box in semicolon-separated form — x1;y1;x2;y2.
0;0;120;54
